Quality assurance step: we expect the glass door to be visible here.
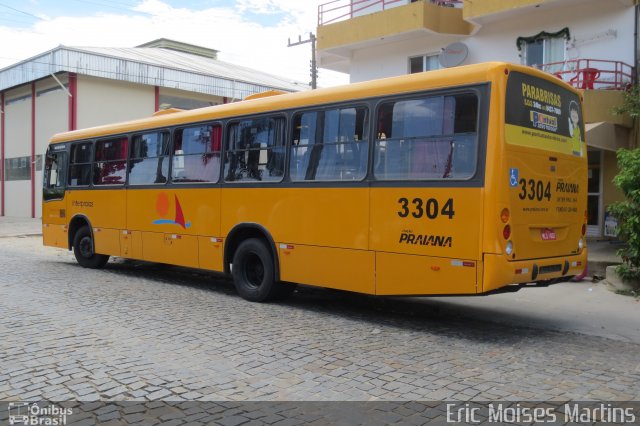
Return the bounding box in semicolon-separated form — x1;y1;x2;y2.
587;148;603;237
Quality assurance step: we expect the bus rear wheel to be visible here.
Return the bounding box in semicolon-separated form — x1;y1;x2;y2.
232;238;287;302
73;225;109;269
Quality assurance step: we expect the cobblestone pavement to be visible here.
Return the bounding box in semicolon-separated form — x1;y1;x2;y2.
2;236;640;405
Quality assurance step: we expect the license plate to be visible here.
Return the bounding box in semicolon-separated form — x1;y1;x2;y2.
541;228;557;241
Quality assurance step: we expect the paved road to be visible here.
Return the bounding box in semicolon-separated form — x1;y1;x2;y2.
408;280;640;344
2;236;639;406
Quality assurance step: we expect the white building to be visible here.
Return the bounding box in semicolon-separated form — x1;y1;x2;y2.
317;0;638;237
0;38;307;219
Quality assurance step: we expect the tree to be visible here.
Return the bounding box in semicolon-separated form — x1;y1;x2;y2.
612;84;640;119
608;148;640;281
608;85;640;281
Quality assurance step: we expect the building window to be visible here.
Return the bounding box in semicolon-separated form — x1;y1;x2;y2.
172;124;221;183
159;95;216;110
4;155;41;181
290;107;368;182
129;131;170;185
409;54;441;74
225;117;285;182
517;28;569;68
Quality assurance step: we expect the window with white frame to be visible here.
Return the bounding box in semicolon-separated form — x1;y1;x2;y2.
517;28;569;70
409;54;441;74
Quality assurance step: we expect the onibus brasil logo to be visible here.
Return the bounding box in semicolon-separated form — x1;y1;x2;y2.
8;402;72;425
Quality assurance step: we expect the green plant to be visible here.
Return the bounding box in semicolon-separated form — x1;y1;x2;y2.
607;148;640;281
612;84;640;118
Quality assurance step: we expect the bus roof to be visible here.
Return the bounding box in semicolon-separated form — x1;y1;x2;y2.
49;62;578;144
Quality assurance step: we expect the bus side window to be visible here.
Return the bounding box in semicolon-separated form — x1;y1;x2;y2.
374;94;478;181
129;131;170;185
290;111;319;181
450;94;479;179
291;107;368;182
68;142;93;187
224;117;285;183
44;148;67;201
45;153;60;188
171;124;220;183
94;137;128;186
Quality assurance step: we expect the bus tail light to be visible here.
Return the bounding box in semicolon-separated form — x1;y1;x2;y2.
505;241;514;256
503;224;511;240
578;238;584;251
581;223;586;236
500;208;510;223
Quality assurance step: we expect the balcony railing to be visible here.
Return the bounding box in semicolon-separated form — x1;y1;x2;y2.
537;59;634;90
318;0;463;26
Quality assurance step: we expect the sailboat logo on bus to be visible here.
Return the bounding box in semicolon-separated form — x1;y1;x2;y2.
152;192;191;229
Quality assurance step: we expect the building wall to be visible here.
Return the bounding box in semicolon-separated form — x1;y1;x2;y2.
349;0;634;82
159;87;224;110
326;0;635;238
4;85;32;217
2;74;229;218
77;75;155;128
34;76;70;218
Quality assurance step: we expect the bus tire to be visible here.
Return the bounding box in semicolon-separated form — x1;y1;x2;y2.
73;225;109;269
232;238;278;302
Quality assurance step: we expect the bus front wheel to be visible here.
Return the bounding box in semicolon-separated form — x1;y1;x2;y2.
73;225;109;269
232;238;281;302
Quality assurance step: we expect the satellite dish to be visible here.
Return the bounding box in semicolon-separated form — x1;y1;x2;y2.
439;42;468;68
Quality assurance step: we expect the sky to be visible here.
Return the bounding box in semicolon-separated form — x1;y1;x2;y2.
0;0;349;88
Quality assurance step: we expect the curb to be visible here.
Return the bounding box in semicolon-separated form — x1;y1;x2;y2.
588;260;621;277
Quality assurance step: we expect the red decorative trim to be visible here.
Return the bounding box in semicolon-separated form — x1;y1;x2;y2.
155;86;160;112
31;83;36;218
68;73;77;130
1;91;4;217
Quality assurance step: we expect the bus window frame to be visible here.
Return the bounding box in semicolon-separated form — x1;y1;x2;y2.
371;90;482;183
68;140;95;189
93;135;129;187
56;83;488;191
170;122;223;185
128;128;173;187
368;84;489;189
288;102;370;184
224;113;288;184
43;144;68;201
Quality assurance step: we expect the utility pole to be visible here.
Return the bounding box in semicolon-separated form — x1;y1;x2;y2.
288;33;318;89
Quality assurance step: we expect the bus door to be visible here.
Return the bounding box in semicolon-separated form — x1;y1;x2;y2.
42;145;68;248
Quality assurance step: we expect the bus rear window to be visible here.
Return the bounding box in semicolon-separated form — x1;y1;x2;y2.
505;71;585;157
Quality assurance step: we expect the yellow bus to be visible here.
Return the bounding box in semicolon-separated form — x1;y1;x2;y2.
42;62;588;302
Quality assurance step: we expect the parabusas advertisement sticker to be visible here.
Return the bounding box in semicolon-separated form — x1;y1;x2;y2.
505;71;585;157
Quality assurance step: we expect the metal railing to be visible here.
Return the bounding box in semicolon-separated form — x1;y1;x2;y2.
318;0;463;26
537;59;634;90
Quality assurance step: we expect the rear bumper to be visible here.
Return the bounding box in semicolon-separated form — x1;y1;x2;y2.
482;249;588;293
